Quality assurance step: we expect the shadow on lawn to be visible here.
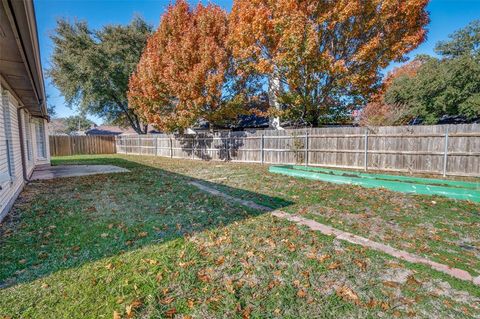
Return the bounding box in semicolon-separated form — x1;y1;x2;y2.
0;157;293;288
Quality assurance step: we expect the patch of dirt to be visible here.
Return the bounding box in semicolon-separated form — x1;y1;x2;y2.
422;279;480;308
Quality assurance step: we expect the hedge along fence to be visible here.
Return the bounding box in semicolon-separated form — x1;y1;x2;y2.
50;135;117;156
116;123;480;177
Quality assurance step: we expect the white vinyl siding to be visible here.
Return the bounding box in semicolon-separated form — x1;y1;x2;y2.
0;86;25;219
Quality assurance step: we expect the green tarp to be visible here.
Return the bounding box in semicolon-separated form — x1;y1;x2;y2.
269;165;480;203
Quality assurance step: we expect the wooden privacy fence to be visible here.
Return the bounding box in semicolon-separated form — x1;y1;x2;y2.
50;135;116;156
116;124;480;177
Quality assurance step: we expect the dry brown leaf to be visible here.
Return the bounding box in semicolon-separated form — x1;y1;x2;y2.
105;263;115;270
137;231;148;238
318;254;331;263
242;306;252;319
155;272;163;282
336;286;360;304
354;259;367;271
381;301;390;310
406;275;421;286
142;258;159;266
215;256;225;265
113;311;121;319
327;261;342;270
365;298;377;308
297;289;307;298
383;281;400;288
160;297;175;305
197;269;211;283
187;299;195;309
165;308;176;318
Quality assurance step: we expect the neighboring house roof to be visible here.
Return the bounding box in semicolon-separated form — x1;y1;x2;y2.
86;125;160;136
86;125;128;136
0;0;48;119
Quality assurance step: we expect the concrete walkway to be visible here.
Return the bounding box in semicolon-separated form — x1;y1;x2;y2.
190;181;480;286
31;165;130;180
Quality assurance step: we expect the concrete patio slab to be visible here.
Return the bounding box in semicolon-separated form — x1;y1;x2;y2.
31;165;130;180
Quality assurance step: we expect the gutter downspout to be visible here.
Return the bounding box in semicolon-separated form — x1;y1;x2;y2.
17;106;29;182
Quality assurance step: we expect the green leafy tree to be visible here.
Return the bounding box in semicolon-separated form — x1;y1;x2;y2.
383;20;480;124
48;16;153;134
435;20;480;58
64;115;95;134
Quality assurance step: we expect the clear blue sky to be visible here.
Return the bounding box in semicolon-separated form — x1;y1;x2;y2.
34;0;480;124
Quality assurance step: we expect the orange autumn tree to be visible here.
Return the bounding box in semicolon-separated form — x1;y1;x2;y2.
360;58;424;126
229;0;430;126
128;0;241;132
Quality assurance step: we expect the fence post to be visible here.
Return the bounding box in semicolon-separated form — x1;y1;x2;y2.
155;137;159;157
443;127;449;177
304;132;309;167
227;132;231;161
261;134;265;164
137;136;141;155
364;129;369;171
192;136;195;160
170;137;173;158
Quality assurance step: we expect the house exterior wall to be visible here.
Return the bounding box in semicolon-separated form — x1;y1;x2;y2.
0;84;50;221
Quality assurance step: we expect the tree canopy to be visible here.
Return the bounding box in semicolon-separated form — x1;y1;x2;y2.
64;115;96;134
363;20;480;125
228;0;429;126
128;0;251;132
48;16;153;134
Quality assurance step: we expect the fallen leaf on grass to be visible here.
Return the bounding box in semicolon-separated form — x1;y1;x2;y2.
197;269;211;282
383;281;400;288
297;289;307;298
137;231;148;238
160;297;175;305
318;254;331;263
336;286;360;304
101;233;109;238
165;308;176;318
354;259;367;271
242;306;252;319
406;275;421;286
179;261;195;268
113;311;121;319
215;256;225;265
142;258;159;266
327;261;342;270
125;300;143;318
156;272;163;282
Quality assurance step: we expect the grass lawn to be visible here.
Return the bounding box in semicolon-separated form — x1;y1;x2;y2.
0;155;479;318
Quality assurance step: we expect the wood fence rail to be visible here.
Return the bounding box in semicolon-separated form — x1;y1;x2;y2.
50;135;116;156
116;124;480;177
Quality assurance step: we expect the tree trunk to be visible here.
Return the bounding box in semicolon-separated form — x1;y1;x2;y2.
268;72;284;130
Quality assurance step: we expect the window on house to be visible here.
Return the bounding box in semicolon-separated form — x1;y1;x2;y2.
1;90;15;180
35;120;47;159
24;114;32;162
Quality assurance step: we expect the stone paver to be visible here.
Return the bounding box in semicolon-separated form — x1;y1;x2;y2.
190;181;480;286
